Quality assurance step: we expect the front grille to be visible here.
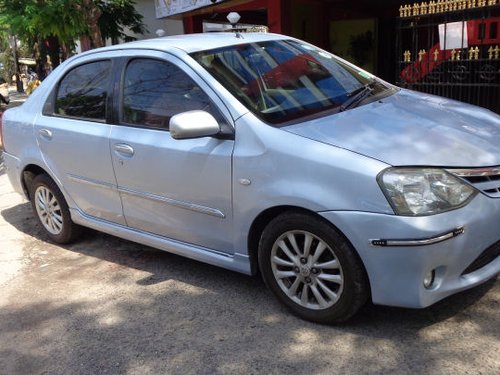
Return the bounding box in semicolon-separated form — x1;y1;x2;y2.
461;241;500;276
448;167;500;198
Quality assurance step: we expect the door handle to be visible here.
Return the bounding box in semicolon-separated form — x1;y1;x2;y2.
113;143;135;157
38;129;53;140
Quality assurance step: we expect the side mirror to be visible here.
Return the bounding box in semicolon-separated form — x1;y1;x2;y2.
169;110;220;140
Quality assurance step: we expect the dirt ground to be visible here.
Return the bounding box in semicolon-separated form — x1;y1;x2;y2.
0;166;499;375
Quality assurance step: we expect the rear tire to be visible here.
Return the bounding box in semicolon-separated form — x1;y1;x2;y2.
258;212;368;324
29;174;81;244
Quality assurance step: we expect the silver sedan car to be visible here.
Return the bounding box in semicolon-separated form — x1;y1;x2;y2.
1;32;499;323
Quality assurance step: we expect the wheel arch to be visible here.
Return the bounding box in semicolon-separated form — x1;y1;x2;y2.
21;164;51;199
247;205;370;286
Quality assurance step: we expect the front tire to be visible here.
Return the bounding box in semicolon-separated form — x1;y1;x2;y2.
29;174;81;244
258;212;368;324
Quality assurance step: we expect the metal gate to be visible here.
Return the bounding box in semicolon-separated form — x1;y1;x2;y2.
396;1;500;114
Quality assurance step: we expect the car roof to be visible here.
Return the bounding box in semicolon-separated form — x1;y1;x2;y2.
81;32;290;56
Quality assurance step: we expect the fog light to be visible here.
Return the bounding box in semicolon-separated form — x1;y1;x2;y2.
423;270;435;289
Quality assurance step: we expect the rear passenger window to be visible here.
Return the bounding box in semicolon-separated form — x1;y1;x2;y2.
55;61;111;121
122;59;226;130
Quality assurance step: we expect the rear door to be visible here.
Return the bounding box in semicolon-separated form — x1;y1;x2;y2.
35;59;125;225
109;53;235;253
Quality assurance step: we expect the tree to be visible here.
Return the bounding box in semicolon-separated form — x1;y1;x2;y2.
78;0;148;50
99;0;147;44
0;0;86;71
0;0;146;64
0;0;87;53
75;0;103;48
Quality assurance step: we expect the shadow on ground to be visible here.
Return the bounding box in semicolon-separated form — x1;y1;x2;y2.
1;202;499;374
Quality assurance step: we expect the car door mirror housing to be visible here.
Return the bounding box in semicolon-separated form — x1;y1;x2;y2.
169;110;221;140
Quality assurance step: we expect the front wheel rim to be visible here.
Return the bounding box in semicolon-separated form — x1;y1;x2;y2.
271;230;344;310
34;186;64;235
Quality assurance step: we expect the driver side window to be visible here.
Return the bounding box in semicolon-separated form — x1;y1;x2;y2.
122;58;227;131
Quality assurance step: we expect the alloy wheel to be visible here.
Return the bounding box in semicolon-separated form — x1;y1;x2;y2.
34;185;64;235
270;230;344;310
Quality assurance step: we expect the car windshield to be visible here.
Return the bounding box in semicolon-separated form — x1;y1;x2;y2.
191;39;392;125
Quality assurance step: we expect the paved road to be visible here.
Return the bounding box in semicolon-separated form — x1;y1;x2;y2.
0;169;498;375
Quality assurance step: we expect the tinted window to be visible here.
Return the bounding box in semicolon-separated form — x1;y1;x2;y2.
55;61;111;120
122;59;226;130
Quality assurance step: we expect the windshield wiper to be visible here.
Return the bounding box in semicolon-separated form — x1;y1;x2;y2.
340;81;376;112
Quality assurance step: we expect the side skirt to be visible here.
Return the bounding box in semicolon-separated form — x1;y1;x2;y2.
70;208;252;275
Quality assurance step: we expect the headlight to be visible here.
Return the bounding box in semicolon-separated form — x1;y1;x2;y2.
378;168;477;216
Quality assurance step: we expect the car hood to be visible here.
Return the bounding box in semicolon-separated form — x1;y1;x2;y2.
284;89;500;167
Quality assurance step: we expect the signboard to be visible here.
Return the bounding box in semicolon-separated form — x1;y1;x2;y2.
155;0;224;18
202;22;269;33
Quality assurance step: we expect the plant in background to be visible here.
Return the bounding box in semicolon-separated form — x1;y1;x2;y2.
99;0;147;44
0;0;146;77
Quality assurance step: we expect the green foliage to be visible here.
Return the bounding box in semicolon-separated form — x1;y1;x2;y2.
1;49;14;83
99;0;147;43
0;0;85;47
0;28;33;83
0;0;146;51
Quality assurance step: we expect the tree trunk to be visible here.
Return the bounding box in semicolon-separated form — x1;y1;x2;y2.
78;0;103;48
79;35;92;52
45;36;61;69
33;40;48;80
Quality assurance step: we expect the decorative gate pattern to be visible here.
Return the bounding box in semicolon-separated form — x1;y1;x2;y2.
396;1;500;114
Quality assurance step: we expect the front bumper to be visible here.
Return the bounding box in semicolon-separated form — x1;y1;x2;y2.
320;194;500;308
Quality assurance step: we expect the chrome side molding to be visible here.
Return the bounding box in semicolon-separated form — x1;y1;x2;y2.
68;174;226;219
118;186;226;219
67;174;116;191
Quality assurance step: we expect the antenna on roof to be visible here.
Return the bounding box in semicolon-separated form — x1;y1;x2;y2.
227;12;242;38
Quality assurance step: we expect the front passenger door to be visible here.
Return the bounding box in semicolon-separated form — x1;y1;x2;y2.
109;56;235;253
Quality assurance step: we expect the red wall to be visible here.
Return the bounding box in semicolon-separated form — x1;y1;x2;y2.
183;0;283;34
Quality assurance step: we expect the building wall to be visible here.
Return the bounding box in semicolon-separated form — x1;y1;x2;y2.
183;0;283;34
133;0;184;38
